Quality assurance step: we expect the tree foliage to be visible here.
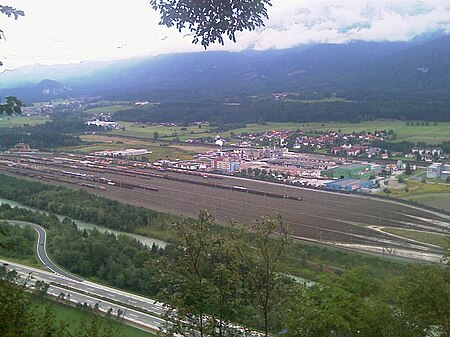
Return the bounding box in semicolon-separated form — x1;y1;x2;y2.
150;0;272;48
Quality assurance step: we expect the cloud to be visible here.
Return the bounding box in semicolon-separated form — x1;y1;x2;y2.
224;0;450;50
1;0;449;70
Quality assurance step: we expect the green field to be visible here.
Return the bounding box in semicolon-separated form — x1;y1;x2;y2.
403;192;450;211
227;120;450;144
0;115;50;128
83;104;132;115
62;135;196;161
32;297;155;337
382;227;448;248
107;121;211;141
106;120;450;145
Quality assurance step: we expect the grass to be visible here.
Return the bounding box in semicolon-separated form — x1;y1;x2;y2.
83;105;132;115
0;254;42;269
107;121;210;141
381;180;450;211
0;115;50;128
106;120;450;145
60;136;196;162
32;296;156;337
222;120;450;144
382;227;448;248
403;193;450;211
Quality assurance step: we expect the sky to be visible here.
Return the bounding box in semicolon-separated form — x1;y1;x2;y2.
1;0;449;70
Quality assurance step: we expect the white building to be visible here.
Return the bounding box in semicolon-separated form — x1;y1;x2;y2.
426;163;450;179
93;149;150;157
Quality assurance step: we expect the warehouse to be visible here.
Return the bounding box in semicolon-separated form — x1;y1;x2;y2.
322;163;374;180
325;178;374;192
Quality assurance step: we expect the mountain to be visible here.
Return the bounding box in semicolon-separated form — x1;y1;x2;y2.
0;79;71;102
0;34;448;104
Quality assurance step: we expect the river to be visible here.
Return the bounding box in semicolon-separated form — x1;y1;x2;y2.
0;197;167;248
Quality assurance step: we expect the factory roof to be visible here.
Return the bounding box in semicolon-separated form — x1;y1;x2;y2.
326;178;364;187
338;163;370;170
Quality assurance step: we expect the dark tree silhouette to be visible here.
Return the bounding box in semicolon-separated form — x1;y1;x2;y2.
0;5;24;114
150;0;272;48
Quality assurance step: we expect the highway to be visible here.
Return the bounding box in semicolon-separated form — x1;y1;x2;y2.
8;220;84;282
2;259;166;332
2;220;167;333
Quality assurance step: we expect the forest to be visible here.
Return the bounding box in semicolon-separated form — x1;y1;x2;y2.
113;98;450;125
0;205;449;337
0;111;94;150
0;172;449;336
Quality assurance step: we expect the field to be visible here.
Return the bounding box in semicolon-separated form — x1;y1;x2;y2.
64;134;197;161
382;227;448;248
83;104;132;115
32;297;155;337
107;121;210;141
381;180;450;212
226;120;450;144
403;193;450;211
0;115;50;128
105;119;450;145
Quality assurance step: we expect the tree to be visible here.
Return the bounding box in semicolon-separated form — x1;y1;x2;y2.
389;265;450;337
0;6;24;115
161;210;225;337
236;213;292;337
153;131;159;140
405;163;412;175
150;0;272;48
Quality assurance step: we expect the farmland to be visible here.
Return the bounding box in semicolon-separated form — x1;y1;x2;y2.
102;119;450;144
66;134;198;161
225;120;450;144
0;115;50;128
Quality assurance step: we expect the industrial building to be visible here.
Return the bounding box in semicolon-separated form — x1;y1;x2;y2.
322;163;375;180
325;178;374;192
426;163;450;179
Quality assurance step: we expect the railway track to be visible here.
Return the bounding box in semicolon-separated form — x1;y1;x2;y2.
0;152;448;260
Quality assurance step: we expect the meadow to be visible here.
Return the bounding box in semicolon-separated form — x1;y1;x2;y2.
381;227;448;248
83;104;132;115
227;120;450;144
64;134;197;161
32;297;155;337
0;115;50;128
107;119;450;144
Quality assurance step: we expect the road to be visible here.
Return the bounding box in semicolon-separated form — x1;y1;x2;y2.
3;220;167;332
2;259;166;331
7;220;84;282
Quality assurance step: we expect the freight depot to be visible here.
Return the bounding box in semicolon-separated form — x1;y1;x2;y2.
0;152;448;261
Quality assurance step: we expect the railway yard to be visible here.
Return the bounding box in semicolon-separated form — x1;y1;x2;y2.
0;152;449;261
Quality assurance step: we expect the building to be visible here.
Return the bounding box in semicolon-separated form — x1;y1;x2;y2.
427;163;450;179
93;149;150;157
325;178;374;192
9;143;39;152
322;163;374;180
214;159;240;173
86;120;123;130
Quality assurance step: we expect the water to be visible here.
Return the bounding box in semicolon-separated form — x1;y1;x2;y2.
0;197;167;248
284;273;316;287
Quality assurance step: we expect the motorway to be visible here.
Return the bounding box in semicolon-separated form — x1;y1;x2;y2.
2;259;166;331
2;220;166;333
8;220;83;282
